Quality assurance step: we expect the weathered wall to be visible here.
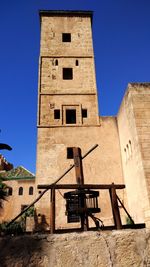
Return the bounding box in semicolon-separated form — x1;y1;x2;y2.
40;57;96;94
0;179;35;222
131;84;150;226
0;229;150;267
36;11;124;229
39;94;98;126
131;84;150;194
36;117;124;229
117;83;150;225
40;15;93;57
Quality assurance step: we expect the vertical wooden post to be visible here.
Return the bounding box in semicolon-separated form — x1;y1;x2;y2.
50;188;55;234
109;183;122;230
73;147;84;185
73;147;89;230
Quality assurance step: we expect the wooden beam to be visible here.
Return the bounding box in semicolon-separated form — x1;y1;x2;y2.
73;147;84;185
117;195;134;224
38;184;125;190
109;184;122;230
50;188;55;234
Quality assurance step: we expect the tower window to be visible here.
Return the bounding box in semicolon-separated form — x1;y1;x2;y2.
55;59;58;66
29;186;34;195
66;109;76;124
67;147;73;159
82;109;87;118
63;68;73;80
18;187;23;196
54;109;60;119
8;187;13;196
62;33;71;42
76;60;79;66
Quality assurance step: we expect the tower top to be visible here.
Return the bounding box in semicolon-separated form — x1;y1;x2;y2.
39;10;93;21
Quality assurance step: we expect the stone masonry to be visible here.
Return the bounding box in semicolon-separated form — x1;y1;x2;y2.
1;229;150;267
35;11;150;230
35;11;124;229
1;11;150;231
117;83;150;225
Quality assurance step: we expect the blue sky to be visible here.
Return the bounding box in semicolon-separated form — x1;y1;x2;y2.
0;0;150;173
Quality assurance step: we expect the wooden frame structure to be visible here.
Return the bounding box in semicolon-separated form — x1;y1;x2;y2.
38;147;128;233
38;183;126;233
8;145;135;232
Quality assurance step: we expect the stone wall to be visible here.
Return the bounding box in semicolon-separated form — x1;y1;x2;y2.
36;117;124;228
39;94;98;126
0;229;150;267
131;84;150;195
0;179;35;222
40;57;96;94
36;11;124;229
117;83;150;225
40;15;93;57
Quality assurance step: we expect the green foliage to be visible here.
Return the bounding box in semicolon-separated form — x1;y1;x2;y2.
126;216;134;225
21;206;35;220
0;221;24;235
0;179;8;208
0;207;35;235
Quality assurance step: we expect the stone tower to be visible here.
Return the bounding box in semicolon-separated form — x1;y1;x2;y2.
36;11;123;228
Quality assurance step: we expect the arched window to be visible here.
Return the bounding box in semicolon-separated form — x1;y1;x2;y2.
129;140;132;156
55;59;58;66
29;186;33;195
126;144;129;160
8;187;13;196
18;187;23;196
75;60;79;66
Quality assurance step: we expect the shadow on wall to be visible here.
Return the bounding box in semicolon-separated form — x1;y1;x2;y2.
0;209;50;266
34;210;49;232
0;235;48;267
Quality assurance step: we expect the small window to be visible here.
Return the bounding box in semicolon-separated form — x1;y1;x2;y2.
63;68;73;80
55;59;58;66
76;60;79;66
29;186;33;195
67;147;73;159
129;140;132;153
66;109;76;124
8;187;13;196
21;205;28;212
19;187;23;196
82;109;87;118
54;109;60;119
62;33;71;42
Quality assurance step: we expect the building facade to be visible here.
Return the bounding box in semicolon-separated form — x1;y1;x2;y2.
117;83;150;226
1;11;150;230
35;10;150;229
0;165;35;222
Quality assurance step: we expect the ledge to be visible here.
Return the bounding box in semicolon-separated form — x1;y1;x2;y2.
39;10;93;18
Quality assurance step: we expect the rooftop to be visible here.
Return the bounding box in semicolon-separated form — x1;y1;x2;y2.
128;82;150;88
0;166;35;181
39;10;93;19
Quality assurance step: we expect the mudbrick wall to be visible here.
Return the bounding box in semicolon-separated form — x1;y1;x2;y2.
117;84;150;225
0;229;150;267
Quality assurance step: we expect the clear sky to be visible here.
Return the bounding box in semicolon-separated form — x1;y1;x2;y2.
0;0;150;173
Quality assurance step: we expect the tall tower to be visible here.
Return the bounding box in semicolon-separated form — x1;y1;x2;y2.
36;11;123;228
37;11;99;138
